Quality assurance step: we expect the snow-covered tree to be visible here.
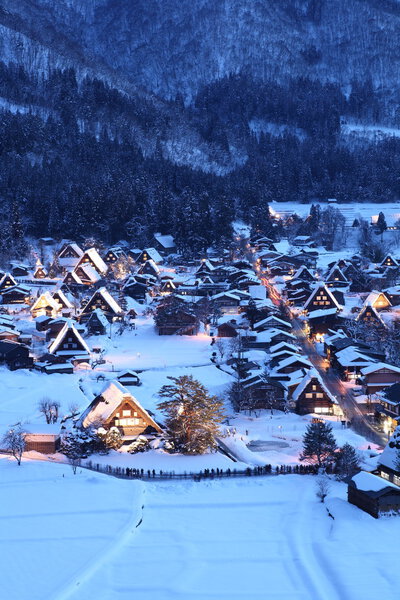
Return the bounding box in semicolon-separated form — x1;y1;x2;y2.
335;442;361;480
127;435;149;453
2;425;26;466
102;427;123;450
315;473;331;503
60;430;83;474
301;421;337;468
318;206;345;250
157;375;226;454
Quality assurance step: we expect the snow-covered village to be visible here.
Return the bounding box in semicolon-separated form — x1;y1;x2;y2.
5;1;400;598
1;201;400;598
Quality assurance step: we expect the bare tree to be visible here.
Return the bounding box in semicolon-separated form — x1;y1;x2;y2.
215;339;226;362
68;402;80;417
38;398;61;424
2;425;26;465
315;474;331;503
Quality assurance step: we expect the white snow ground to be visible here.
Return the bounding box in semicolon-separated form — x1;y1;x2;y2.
3;458;400;600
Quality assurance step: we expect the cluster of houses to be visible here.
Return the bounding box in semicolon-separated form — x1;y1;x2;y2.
5;228;400;519
254;238;400;429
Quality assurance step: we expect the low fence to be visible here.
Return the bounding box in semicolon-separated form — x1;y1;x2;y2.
84;460;329;481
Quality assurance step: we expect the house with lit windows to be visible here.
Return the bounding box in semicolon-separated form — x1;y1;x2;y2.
76;248;108;276
80;287;123;322
48;321;90;362
303;284;342;313
291;369;339;415
79;380;162;437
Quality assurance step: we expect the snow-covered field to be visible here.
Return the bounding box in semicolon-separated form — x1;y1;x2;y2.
3;457;400;600
0;458;142;600
270;201;400;228
96;316;213;370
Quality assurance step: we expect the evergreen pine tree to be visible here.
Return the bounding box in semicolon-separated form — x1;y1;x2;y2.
335;442;360;480
376;211;387;239
301;421;337;468
157;375;226;454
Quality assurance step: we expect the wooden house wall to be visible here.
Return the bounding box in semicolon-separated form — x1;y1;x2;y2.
106;400;157;436
295;379;335;415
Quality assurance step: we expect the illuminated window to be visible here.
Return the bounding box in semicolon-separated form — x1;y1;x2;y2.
315;407;329;414
122;410;131;417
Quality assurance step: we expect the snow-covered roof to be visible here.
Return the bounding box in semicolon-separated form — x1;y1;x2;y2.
351;471;399;492
81;380;160;431
87;308;109;328
279;368;310;389
364;291;391;308
292;265;315;280
59;243;83;258
324;329;347;345
307;307;339;320
0;273;16;287
303;284;342;311
274;354;312;371
356;304;385;325
76;263;102;283
380;254;399;268
270;349;298;360
142;259;160;274
326;265;348;282
269;341;299;354
255;328;296;343
52;289;73;309
154;233;175;249
49;320;90;355
334;347;376;367
291;368;337;403
378;426;400;471
211;291;242;301
197;259;215;272
31;292;60;313
2;283;31;295
82;287;123;315
248;285;267;300
64;271;83;285
81;248;108;274
361;362;400;376
142;247;163;264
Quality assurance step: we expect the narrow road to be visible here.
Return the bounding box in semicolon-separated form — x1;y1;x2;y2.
259;270;386;446
292;318;386;446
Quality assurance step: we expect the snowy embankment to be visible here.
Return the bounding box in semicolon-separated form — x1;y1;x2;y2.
32;475;400;600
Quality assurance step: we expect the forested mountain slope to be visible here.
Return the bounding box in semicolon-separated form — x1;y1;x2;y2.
1;0;400;105
0;0;400;248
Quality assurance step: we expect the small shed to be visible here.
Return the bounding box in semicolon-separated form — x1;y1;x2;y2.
117;369;141;386
348;471;400;518
24;425;61;454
